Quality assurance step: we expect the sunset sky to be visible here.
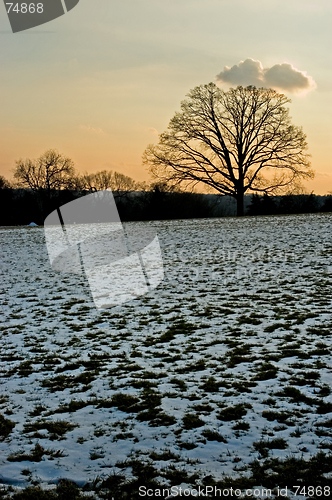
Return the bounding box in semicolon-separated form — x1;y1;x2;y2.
0;0;331;193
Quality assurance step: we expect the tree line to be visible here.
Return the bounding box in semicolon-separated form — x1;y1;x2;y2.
4;149;146;193
0;148;222;224
0;180;331;227
1;83;331;224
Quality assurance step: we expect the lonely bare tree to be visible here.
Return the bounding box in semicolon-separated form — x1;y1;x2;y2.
13;149;76;219
143;84;313;216
13;149;76;195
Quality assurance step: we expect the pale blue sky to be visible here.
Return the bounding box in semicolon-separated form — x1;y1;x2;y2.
0;0;331;192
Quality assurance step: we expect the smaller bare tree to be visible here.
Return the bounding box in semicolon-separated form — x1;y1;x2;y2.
13;149;76;195
77;169;139;197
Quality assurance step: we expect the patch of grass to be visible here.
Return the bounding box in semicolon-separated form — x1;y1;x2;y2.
150;412;177;427
113;432;134;441
178;441;197;450
170;378;187;391
1;354;24;362
176;359;206;373
317;384;331;397
161;354;182;362
55;361;81;373
131;380;158;389
186;393;201;401
0;413;15;440
149;449;180;461
90;450;105;460
53;399;91;414
16;360;34;377
0;395;9;405
262;397;277;406
290;427;302;437
231;380;256;393
41;371;96;392
0;485;58;499
248;451;332;491
316;402;332;414
29;405;48;417
42;356;62;369
21;469;32;476
232;421;250;432
7;443;65;462
23;419;77;440
318;442;332;451
115;458;159;484
1;451;332;498
200;376;225;392
217;404;249;421
289;370;320;386
315;419;332;428
275;386;317;405
273;424;287;432
312;346;330;355
100;389;176;427
182;413;205;430
202;430;227;442
191;403;213;414
136;389;162;411
256;438;288;450
262;410;294;425
161;465;199;485
306;325;331;336
303;370;320;380
253;438;288;458
132;370;167;380
279;344;303;358
237;314;262;325
286;311;318;325
96;393;140;412
264;323;285;333
227;344;253;367
254;362;278;380
157;319;196;344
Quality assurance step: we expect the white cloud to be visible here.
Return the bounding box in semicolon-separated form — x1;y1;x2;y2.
216;59;264;87
315;171;332;178
79;125;106;135
216;59;316;94
147;127;159;136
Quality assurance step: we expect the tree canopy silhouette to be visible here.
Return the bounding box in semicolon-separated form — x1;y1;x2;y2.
0;175;10;189
75;170;139;195
143;84;314;216
13;149;75;194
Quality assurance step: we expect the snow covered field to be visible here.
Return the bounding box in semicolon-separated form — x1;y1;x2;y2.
0;213;332;496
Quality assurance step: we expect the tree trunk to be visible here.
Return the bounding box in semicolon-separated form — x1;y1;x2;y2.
236;193;244;216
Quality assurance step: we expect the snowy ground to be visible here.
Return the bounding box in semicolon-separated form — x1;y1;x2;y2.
0;213;332;495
